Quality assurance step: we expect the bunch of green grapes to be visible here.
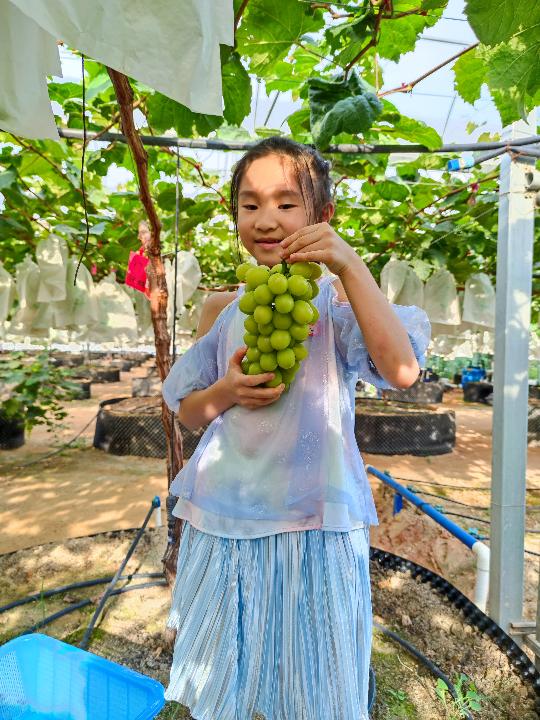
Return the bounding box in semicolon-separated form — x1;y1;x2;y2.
236;259;322;391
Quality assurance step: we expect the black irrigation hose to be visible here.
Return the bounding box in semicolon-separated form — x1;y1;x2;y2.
373;621;473;720
389;476;540;495
0;573;165;614
79;498;159;650
370;547;540;697
0;411;99;471
405;487;540;511
19;581;168;636
442;510;491;524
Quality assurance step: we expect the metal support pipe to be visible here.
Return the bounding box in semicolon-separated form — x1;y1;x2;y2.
366;465;490;612
490;112;537;639
56;127;540;156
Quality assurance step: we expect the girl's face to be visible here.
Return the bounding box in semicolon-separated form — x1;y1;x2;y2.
237;154;309;268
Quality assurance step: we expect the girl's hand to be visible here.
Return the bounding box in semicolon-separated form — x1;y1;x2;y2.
222;346;285;410
279;222;357;277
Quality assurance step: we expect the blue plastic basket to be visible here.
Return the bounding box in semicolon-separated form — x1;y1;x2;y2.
461;367;485;388
0;634;165;720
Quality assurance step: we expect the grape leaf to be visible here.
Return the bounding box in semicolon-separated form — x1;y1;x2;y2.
375;104;442;148
464;0;540;46
222;52;252;127
378;14;439;62
0;168;18;190
308;73;383;149
147;93;223;136
236;0;324;75
286;106;311;140
374;180;410;202
453;51;487;104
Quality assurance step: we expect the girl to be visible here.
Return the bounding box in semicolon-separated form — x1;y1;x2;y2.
162;137;430;720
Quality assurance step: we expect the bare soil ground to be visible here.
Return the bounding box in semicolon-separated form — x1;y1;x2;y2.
2;383;540;718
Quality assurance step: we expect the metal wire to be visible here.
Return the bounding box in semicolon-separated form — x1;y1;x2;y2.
74;54;91;284
169;143;180;486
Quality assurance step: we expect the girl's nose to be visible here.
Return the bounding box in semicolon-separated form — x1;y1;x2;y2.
254;209;278;232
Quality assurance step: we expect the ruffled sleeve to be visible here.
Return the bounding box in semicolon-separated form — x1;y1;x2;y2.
162;323;220;413
330;289;431;389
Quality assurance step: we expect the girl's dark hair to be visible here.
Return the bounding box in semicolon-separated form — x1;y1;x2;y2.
230;137;333;240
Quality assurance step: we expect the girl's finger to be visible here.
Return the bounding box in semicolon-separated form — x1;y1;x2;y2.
280;225;321;251
289;249;328;262
283;232;326;258
243;384;285;398
240;372;277;387
230;346;248;367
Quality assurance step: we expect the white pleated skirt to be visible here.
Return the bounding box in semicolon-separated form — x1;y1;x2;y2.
165;522;372;720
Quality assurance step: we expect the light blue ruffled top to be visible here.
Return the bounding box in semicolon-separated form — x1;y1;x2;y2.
162;276;431;539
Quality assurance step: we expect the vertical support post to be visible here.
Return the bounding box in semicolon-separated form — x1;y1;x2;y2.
490;112;537;636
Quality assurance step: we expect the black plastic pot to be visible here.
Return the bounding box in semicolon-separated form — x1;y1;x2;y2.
381;380;444;405
463;382;493;403
354;401;456;456
72;367;121;383
0;415;25;450
70;381;91;400
93;398;207;459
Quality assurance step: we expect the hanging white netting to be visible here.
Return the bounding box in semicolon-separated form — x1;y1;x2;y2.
380;254;424;307
8;255;41;336
462;273;496;329
83;272;138;345
423;268;461;327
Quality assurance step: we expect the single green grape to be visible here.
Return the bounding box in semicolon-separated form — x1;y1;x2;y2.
292;361;300;372
281;368;296;383
253;304;273;325
257;335;273;353
236;262;253;282
291;300;314;325
296;283;313;301
277;348;295;369
260;352;278;371
282;382;291;391
275;293;294;314
244;332;259;347
287;275;309;298
289;322;310;342
254;283;275;305
289;261;313;278
241;359;250;374
269;264;283;274
288;336;296;348
310;304;320;324
258;322;274;336
248;362;263;375
293;344;308;361
238;291;256;314
308;262;322;279
246;346;262;363
268;273;288;295
245;266;270;288
245;284;255;293
309;280;319;298
264;369;283;388
273;310;293;330
244;315;258;334
270;329;291;350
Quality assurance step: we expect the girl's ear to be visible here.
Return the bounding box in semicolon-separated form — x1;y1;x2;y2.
321;202;335;223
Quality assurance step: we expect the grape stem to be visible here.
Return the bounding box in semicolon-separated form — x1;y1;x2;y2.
282;259;289;275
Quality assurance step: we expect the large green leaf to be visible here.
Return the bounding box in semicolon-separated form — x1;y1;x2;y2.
0;168;17;190
453;51;487;104
464;0;540;46
147;93;224;136
378;14;439;62
308;73;383;149
236;0;324;75
375;104;442;148
222;52;252;127
374;180;410;202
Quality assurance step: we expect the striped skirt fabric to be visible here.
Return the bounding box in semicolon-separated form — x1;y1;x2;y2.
165;522;372;720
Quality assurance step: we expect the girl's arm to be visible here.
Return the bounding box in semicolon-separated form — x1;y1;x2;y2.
177;293;285;430
279;224;419;389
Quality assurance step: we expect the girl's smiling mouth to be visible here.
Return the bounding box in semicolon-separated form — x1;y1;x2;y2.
256;237;282;249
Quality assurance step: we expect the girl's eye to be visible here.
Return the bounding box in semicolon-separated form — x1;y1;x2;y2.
243;204;258;211
279;204;295;210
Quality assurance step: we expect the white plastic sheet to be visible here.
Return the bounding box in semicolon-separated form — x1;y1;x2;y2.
8;255;41;336
36;235;68;302
135;291;153;341
0;261;16;326
0;0;61;140
423;268;461;326
165;252;202;330
85;272;138;345
380;254;423;307
176;289;209;334
462;273;496;329
10;0;234;116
